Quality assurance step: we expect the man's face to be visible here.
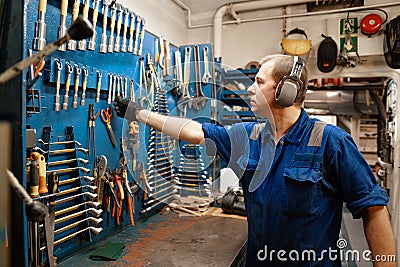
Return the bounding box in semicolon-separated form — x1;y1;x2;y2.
247;61;277;118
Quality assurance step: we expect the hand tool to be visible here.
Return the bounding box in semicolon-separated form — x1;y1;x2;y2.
192;45;207;110
72;64;81;108
132;16;141;55
46;166;90;174
129;79;135;102
116;75;121;97
52;226;102;247
67;0;81;51
95;71;102;102
58;0;68;51
164;39;172;76
48;147;88;155
202;46;212;84
55;191;97;205
56;185;98;198
108;4;117;52
158;36;165;70
114;5;123;52
55;201;101;217
54;59;62;111
58;175;95;186
127;12;135;53
99;3;109;53
29;152;41;197
0;16;93;85
37;152;48;194
174;50;183;95
124;77;128;99
141;191;175;214
38;139;82;146
112;174;124;225
104;172;120;208
55;217;103;235
47;172;58;264
55;208;102;224
47;158;89;167
107;73;113;104
111;75;117;101
121;8;129;52
88;104;100;160
80;66;88;106
177;46;192;116
32;0;48;51
94;155;107;204
138;19;146;56
100;107;117;147
5;169;55;267
88;0;101;50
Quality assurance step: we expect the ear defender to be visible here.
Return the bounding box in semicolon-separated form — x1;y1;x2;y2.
275;56;306;107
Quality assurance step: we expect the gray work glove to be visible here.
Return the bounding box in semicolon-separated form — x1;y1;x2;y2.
113;96;141;121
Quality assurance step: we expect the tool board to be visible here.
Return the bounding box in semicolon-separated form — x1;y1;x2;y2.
20;0;216;264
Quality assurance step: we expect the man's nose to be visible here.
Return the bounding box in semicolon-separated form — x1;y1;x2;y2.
247;83;256;94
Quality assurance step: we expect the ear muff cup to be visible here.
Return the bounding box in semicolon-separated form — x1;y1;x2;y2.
275;76;302;107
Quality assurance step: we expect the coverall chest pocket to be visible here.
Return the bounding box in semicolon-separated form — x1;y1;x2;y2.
282;167;323;215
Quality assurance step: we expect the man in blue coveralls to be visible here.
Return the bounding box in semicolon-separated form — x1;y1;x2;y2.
114;54;396;266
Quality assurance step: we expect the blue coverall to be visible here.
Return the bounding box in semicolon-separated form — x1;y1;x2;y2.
202;109;389;266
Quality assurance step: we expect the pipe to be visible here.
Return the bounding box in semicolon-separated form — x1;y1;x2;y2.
213;0;308;59
170;0;192;28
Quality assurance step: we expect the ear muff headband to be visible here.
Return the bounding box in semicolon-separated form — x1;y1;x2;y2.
275;56;306;107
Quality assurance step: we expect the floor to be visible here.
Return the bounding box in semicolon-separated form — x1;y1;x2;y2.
58;207;371;267
58;208;248;267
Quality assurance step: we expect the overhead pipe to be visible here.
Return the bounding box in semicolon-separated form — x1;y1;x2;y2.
213;0;308;60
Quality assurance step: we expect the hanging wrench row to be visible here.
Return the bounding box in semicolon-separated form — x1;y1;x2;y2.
32;0;146;55
106;73;135;104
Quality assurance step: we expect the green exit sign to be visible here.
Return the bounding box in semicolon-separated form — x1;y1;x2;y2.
340;18;358;53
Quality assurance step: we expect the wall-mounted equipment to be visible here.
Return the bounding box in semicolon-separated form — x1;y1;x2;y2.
384;16;400;68
317;34;338;73
281;28;312;58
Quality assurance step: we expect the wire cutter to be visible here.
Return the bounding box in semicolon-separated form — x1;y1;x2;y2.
101;107;117;147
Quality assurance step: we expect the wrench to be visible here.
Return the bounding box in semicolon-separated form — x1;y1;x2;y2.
78;0;90;50
107;73;113;104
80;66;88;106
127;12;136;53
72;64;81;108
54;59;62;111
107;4;117;53
121;8;129;52
114;5;123;52
57;0;68;51
67;0;80;51
202;46;212;84
88;0;101;51
95;71;102;103
62;62;73;110
99;3;109;53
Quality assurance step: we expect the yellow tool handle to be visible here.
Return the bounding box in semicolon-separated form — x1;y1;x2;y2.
129;15;135;36
60;0;68;16
65;74;71;93
82;0;89;19
82;78;87;92
56;72;61;94
38;0;47;13
72;0;80;21
110;10;116;30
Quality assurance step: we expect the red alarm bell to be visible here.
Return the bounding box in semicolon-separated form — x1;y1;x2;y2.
360;13;383;36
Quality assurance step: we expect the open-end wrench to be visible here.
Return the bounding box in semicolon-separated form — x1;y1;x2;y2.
121;8;129;52
33;0;48;51
54;217;103;235
54;59;62;111
138;19;146;56
95;71;102;103
47;158;89;167
57;0;68;51
62;62;73;110
114;5;123;52
116;76;121;97
127;12;136;53
129;78;135;102
48;147;88;155
46;166;91;174
111;75;116;101
72;64;81;108
80;66;88;106
55;209;102;224
78;0;90;50
55;191;97;205
38;139;82;146
132;16;141;55
107;4;117;53
88;0;101;51
99;3;109;53
202;46;212;84
107;73;113;104
67;0;81;51
192;45;207;110
53;226;102;247
55;201;101;217
123;77;128;98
